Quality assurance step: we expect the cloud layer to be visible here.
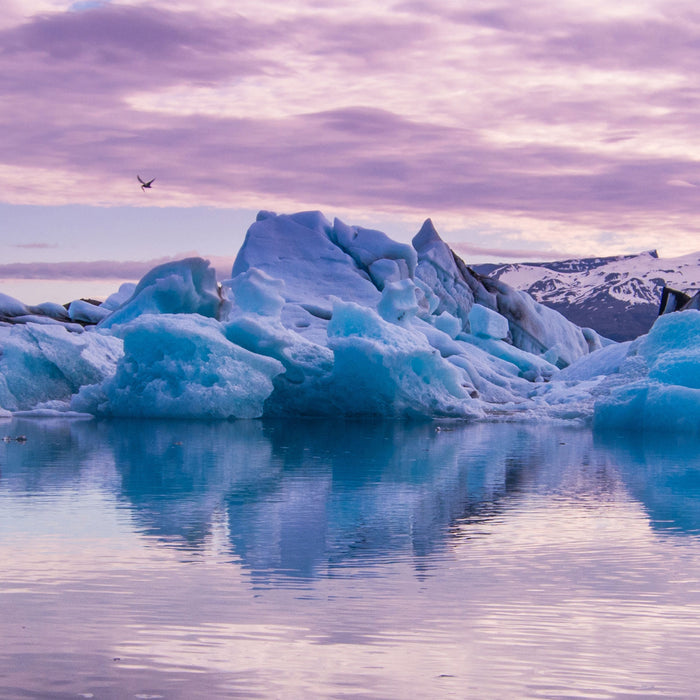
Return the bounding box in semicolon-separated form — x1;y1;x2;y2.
0;254;235;281
3;0;700;258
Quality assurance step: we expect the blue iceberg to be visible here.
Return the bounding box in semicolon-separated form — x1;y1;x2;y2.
593;310;700;433
0;210;696;429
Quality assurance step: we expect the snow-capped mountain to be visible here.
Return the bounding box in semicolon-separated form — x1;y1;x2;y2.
473;250;700;341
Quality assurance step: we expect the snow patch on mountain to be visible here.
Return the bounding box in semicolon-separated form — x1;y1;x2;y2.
476;250;700;341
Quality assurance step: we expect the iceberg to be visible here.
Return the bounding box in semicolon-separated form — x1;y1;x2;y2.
0;322;122;412
0;293;31;320
230;211;381;342
592;310;700;433
0;292;81;330
73;314;283;419
468;304;510;340
99;257;223;329
68;299;111;324
325;298;481;419
0;209;695;430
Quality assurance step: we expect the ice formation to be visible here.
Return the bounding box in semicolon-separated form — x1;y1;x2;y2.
0;322;122;412
73;314;283;419
0;210;697;430
99;257;223;329
592;310;700;433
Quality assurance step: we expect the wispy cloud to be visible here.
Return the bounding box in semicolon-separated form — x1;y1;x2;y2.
12;242;58;249
0;258;177;280
450;242;578;261
0;254;234;280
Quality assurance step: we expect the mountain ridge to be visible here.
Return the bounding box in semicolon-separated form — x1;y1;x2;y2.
472;250;700;341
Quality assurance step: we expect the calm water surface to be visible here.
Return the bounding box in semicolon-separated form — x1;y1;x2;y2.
1;417;700;699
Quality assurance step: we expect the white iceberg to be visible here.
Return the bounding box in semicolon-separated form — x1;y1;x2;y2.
0;209;695;430
231;211;381;343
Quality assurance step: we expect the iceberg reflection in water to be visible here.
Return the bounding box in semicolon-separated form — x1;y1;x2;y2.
2;418;700;698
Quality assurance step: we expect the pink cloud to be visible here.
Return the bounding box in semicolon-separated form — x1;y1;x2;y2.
0;254;233;281
450;242;578;261
0;258;182;280
3;1;700;257
12;242;57;249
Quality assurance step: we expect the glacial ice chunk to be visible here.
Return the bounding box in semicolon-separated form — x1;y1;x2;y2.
0;293;29;319
485;282;589;367
556;341;631;382
412;219;481;330
73;314;283;419
0;323;122;412
330;218;417;281
68;299;111;324
224;268;286;318
368;258;408;290
101;282;138;311
595;383;700;433
460;333;559;382
468;304;509;340
0;209;630;423
100;258;222;329
377;279;420;325
30;302;71;323
326;299;481;418
635;308;700;364
649;353;700;389
434;312;462;339
232;211;380;310
223;269;334;416
593;311;700;432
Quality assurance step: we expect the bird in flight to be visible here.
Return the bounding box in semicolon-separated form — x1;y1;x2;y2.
138;175;155;191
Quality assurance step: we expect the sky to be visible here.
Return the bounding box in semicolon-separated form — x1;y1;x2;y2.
3;0;700;303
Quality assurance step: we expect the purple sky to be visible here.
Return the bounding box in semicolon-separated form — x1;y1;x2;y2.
3;0;700;301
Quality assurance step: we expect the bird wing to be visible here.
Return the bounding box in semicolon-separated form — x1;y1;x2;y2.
137;175;146;185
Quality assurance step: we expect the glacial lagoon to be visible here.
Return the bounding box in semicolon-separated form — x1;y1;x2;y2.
2;417;700;698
